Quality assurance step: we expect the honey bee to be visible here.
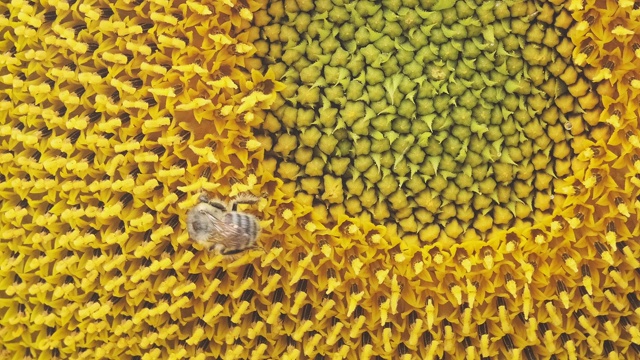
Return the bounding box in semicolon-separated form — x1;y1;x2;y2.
186;193;261;255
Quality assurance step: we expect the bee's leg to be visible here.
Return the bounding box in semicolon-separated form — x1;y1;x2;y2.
210;243;226;253
229;194;260;211
220;247;248;256
207;199;228;211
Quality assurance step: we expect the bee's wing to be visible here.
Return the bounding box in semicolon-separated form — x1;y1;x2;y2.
210;218;253;249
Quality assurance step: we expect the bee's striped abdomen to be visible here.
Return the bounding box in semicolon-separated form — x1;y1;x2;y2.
226;211;260;248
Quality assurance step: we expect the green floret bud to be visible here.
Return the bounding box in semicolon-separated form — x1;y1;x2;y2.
442;182;460;201
429;28;448;44
297;108;315;127
416;45;439;63
354;26;372;46
341;101;365;126
451;124;471;140
493;163;514;184
355;0;381;16
330;157;351;175
305;40;323;61
320;36;341;54
508;147;523;162
371;138;391;153
429;175;448;192
458;90;479;109
279;25;300;43
354;137;371;155
294;147;314;165
451;107;472;126
381;56;400;76
300;66;321;84
383;22;403;38
365;67;386;85
504;133;520;147
328;6;350;23
297;86;321;105
455;0;475;18
403;61;424;79
304;157;325;176
425;138;443;156
398;75;417;94
330;47;351;67
346;80;365;101
399;8;421;30
391;134;415;154
396;48;415;65
481;87;499;103
494;1;510;19
505;57;524;76
510;19;530;36
378;174;399;196
318;134;339;155
484;125;503;141
370;98;392;114
455;61;474;79
294;13;311;32
493;22;509;40
281;107;297;128
351;118;370;136
354;155;374;172
374;35;395;52
543;28;561;48
393;158;410;177
397;99;417;118
367;10;385;31
380;151;395;168
416;97;435;115
463;40;481;58
306;21;323;39
441;7;458;25
523;45;552;66
468;137;487;153
490;106;504;124
476;3;495;25
426;64;448;81
469;72;486;89
448;81;467;97
439;42;459;61
433;94;450;114
333;128;348;141
503;33;521;52
450;23;468;40
476;55;494;73
408;29;429;48
365;84;384;102
382;0;403;12
300;126;322;147
466;151;483;168
346;53;366;76
293;57;312;73
361;43;382;62
319;107;338;127
392;117;412;133
324;87;346;106
336;139;352;156
505;79;532;95
406;145;426;164
442;137;462;158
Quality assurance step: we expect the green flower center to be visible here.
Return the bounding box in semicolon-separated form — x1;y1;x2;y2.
258;0;582;243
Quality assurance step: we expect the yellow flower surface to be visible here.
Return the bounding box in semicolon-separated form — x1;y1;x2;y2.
0;0;639;359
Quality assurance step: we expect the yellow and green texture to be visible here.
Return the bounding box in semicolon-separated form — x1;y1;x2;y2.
1;0;640;358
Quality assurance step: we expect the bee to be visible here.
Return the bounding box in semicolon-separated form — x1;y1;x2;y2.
186;193;261;255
